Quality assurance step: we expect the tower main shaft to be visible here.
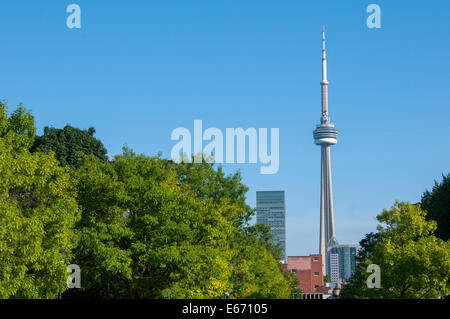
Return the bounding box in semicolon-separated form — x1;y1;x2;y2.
313;27;338;276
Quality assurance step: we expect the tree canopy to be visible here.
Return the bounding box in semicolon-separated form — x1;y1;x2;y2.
0;101;80;298
1;103;296;299
340;201;450;299
421;174;450;241
31;125;107;168
67;151;293;298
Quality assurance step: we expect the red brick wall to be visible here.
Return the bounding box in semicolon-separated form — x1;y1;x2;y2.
284;255;323;293
309;255;323;291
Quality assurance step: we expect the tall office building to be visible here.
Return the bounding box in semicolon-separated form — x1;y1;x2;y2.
256;191;286;261
313;27;338;276
327;244;359;282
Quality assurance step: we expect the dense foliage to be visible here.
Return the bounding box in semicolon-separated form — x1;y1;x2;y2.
65;152;292;298
0;102;80;298
421;174;450;241
1;103;294;299
340;202;450;299
31;125;107;168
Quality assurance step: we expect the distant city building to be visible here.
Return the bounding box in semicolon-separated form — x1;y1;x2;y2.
256;191;286;260
329;253;340;283
326;244;359;282
282;255;323;294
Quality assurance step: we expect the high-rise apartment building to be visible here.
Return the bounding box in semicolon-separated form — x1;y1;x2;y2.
256;191;286;261
329;253;340;283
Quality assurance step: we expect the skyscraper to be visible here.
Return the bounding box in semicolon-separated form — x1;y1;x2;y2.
313;27;338;276
256;191;286;261
327;244;360;282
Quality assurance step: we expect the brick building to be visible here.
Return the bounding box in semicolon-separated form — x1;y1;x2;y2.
283;255;323;293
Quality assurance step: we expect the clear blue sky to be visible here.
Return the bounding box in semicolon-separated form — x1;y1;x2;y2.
1;0;449;256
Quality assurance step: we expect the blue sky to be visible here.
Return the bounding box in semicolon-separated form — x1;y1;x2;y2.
1;0;449;256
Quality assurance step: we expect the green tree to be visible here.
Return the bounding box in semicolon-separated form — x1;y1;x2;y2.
421;173;450;241
69;152;294;298
70;151;239;298
31;125;107;168
174;160;252;228
228;223;292;299
339;232;383;299
175;160;294;298
340;201;450;299
0;101;80;298
287;271;303;299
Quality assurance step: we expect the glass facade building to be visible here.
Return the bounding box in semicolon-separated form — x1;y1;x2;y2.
256;191;286;261
326;244;359;282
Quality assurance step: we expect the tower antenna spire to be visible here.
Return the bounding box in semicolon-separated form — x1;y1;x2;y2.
323;26;326;51
321;26;329;123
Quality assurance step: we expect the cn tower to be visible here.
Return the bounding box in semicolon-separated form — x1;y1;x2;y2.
313;27;338;276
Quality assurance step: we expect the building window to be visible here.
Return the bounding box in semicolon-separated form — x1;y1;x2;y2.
292;269;297;274
313;257;319;261
314;272;319;276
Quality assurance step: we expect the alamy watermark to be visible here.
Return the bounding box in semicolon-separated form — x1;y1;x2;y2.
171;120;279;174
64;5;381;31
66;4;81;29
366;264;381;288
66;264;81;289
367;4;381;29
